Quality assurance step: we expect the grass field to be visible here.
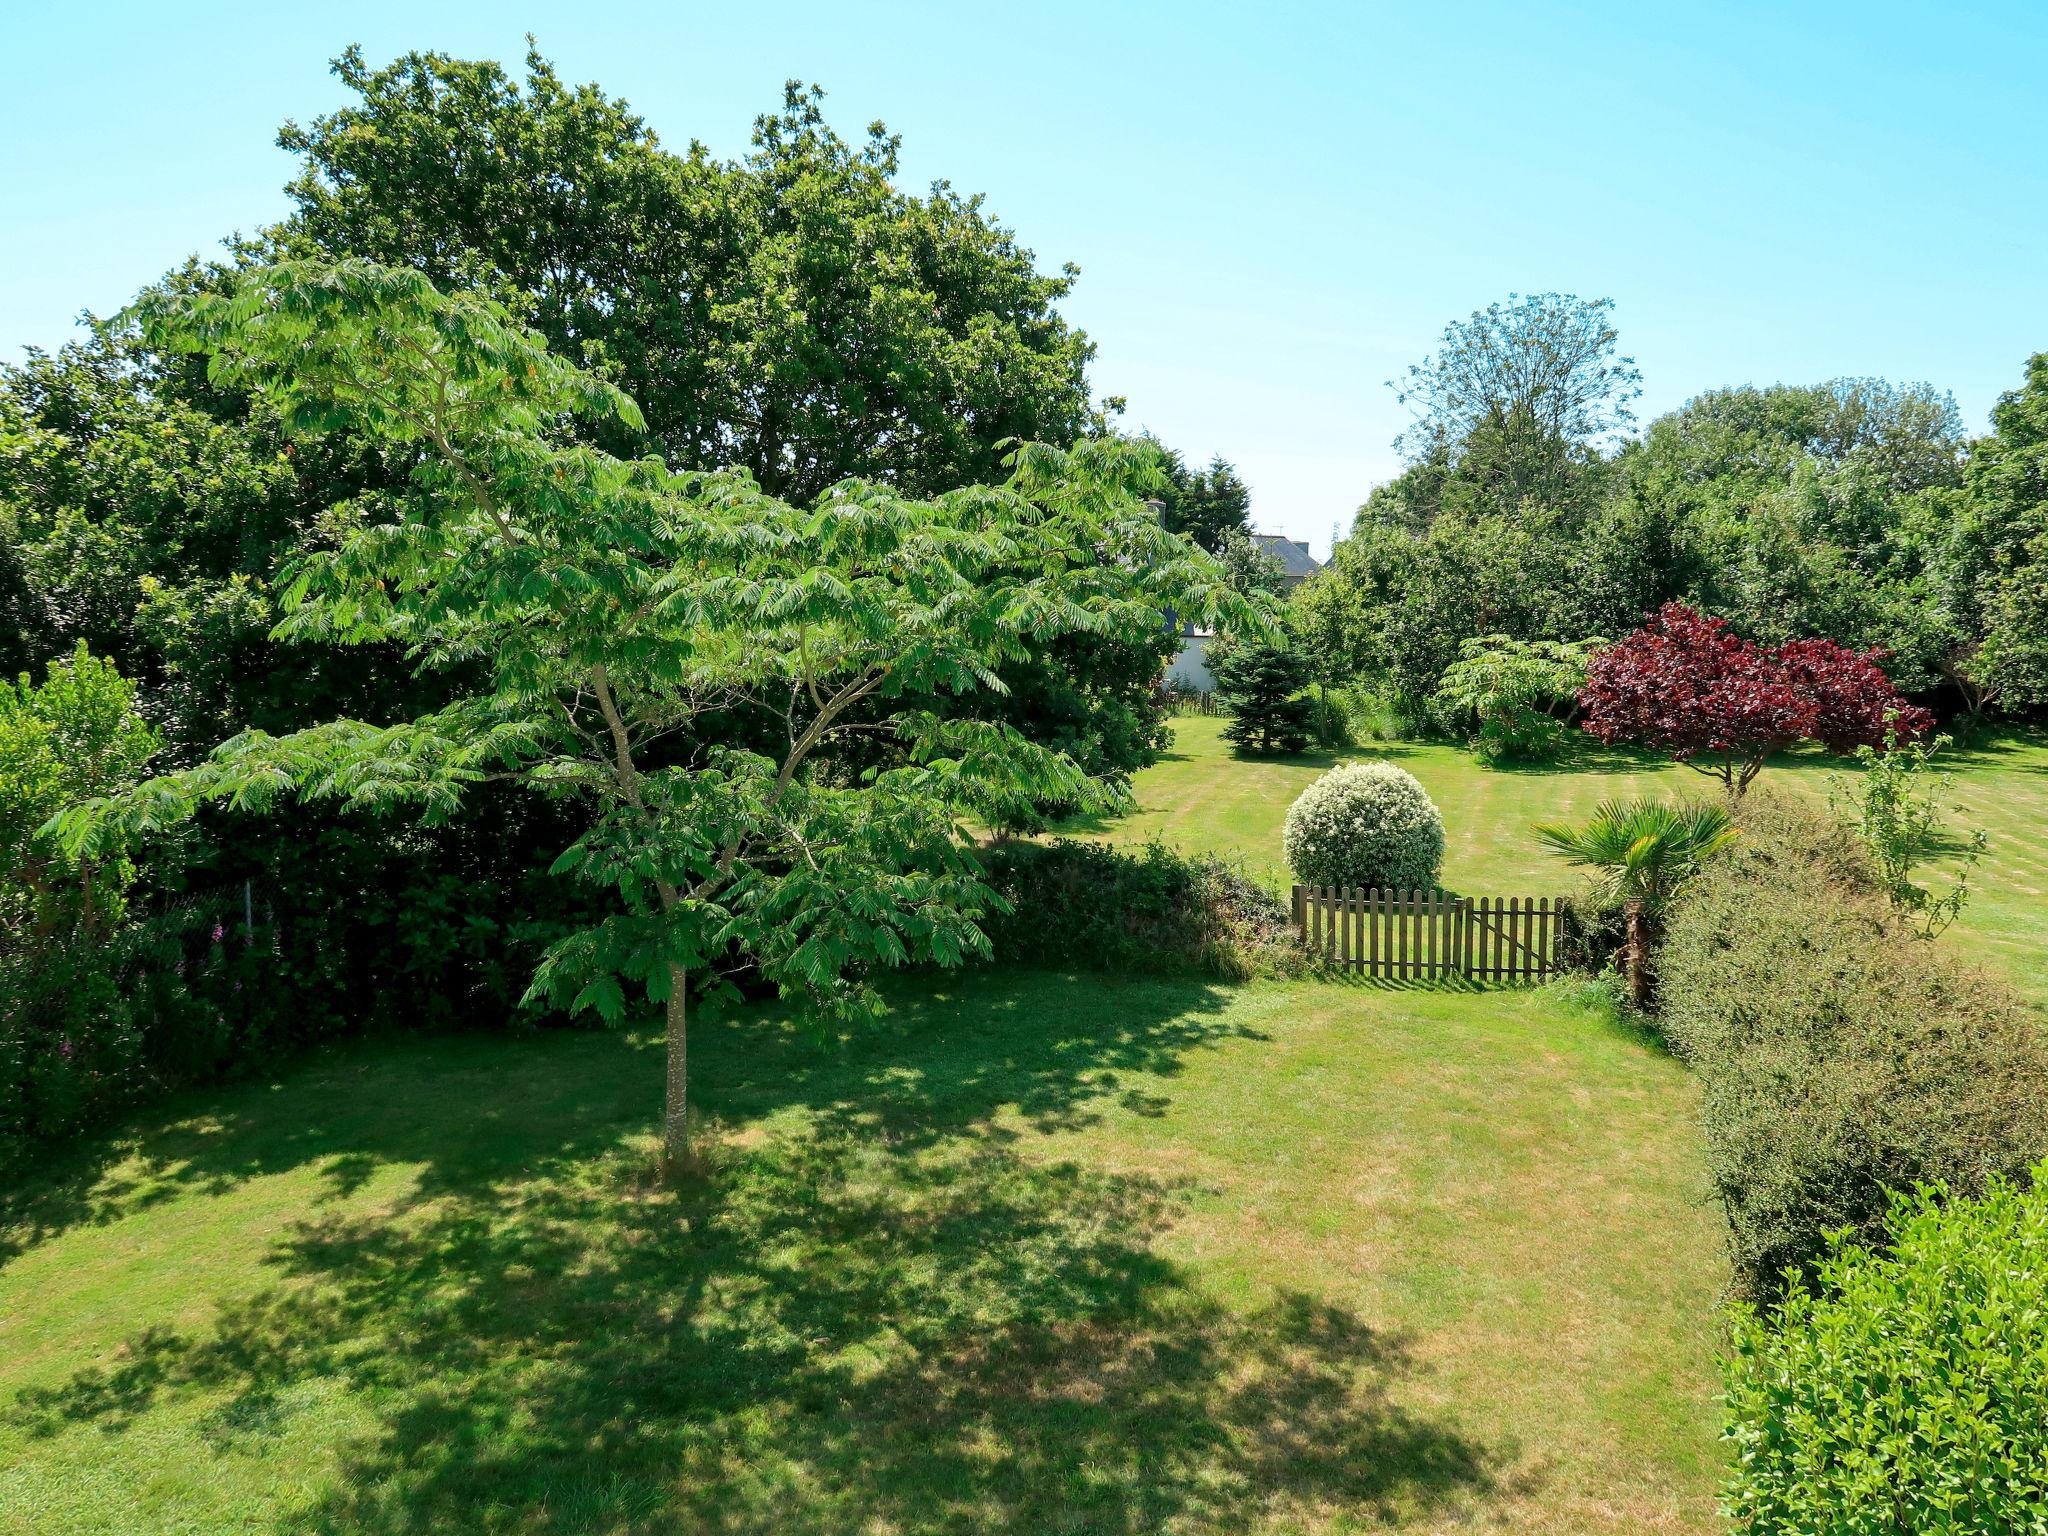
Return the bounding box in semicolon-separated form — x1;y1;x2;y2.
10;714;2044;1533
1070;714;2048;1004
0;973;1724;1535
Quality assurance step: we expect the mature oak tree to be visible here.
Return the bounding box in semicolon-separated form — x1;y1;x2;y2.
55;262;1250;1172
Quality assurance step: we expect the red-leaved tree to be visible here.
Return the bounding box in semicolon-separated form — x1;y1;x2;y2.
1579;604;1933;793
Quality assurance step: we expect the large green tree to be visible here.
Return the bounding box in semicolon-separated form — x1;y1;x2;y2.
1147;441;1252;553
1937;354;2048;712
60;262;1247;1171
1388;292;1641;522
271;47;1100;502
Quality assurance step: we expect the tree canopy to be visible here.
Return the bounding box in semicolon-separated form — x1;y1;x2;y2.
1389;292;1641;519
55;260;1251;1168
272;47;1102;503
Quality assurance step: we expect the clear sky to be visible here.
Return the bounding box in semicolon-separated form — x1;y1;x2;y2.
5;1;2044;556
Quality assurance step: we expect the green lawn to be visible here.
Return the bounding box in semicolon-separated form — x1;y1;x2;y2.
15;713;2040;1533
0;972;1724;1534
1073;714;2048;1005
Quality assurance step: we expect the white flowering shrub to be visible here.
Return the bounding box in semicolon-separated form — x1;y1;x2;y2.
1283;761;1445;891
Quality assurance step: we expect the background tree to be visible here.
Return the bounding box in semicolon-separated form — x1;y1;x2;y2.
1937;354;2048;713
272;47;1100;502
1389;292;1641;520
60;262;1246;1173
1214;638;1314;755
1;644;159;941
1577;604;1932;794
1151;443;1252;553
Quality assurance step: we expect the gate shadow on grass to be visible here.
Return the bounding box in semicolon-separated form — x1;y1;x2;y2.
6;970;1505;1532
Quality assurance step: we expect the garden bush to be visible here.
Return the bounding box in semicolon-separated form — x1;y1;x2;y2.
1428;634;1597;764
1724;1168;2048;1535
1658;792;2048;1298
1282;762;1445;892
976;838;1302;980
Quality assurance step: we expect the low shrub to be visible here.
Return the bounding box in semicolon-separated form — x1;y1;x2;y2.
1724;1168;2048;1535
1283;762;1445;892
1332;687;1429;744
1428;635;1597;765
1658;792;2048;1298
0;915;212;1168
976;838;1303;980
1306;691;1354;750
1554;891;1629;978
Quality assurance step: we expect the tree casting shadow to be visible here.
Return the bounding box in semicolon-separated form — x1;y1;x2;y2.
7;970;1502;1532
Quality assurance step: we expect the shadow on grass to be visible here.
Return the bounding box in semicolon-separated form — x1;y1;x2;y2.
1478;740;1683;778
4;970;1505;1532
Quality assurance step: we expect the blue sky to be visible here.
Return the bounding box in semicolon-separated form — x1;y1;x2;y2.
5;1;2044;555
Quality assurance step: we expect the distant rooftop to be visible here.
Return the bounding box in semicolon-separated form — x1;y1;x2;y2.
1250;532;1322;584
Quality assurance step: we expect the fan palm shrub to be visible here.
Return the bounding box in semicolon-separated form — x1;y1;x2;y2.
1533;797;1738;1009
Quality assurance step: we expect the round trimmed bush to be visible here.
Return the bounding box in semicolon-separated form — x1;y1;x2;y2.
1283;761;1445;892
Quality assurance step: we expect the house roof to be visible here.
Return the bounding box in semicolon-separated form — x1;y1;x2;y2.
1250;533;1322;580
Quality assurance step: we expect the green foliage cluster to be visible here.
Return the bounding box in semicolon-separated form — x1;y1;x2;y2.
1829;721;1983;935
1429;634;1599;763
1282;762;1445;893
1302;309;2048;735
0;45;1201;1165
276;50;1098;503
1146;438;1254;554
974;839;1301;981
1213;637;1315;755
1657;793;2048;1298
0;642;572;1169
1724;1169;2048;1535
52;260;1246;1164
0;643;159;936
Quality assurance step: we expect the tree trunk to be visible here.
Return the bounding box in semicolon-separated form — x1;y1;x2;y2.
1624;900;1652;1012
663;964;689;1172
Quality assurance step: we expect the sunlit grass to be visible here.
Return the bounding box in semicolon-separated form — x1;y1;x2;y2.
1072;714;2048;1005
0;972;1725;1534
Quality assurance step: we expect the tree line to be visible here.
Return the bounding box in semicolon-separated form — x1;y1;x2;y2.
1290;292;2048;733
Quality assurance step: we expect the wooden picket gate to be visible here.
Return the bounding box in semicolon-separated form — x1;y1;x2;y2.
1289;886;1565;982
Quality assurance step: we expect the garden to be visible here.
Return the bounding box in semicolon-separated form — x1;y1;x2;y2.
6;40;2048;1536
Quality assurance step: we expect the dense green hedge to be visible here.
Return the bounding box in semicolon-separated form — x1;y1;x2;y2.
1;812;577;1174
975;839;1303;980
1657;793;2048;1298
1725;1169;2048;1535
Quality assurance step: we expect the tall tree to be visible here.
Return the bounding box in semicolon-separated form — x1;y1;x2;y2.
272;47;1100;502
1389;292;1642;516
60;262;1247;1172
1936;354;2048;712
1153;446;1252;553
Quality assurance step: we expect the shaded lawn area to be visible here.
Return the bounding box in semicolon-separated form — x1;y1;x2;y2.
1078;714;2048;1005
1;970;1723;1534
